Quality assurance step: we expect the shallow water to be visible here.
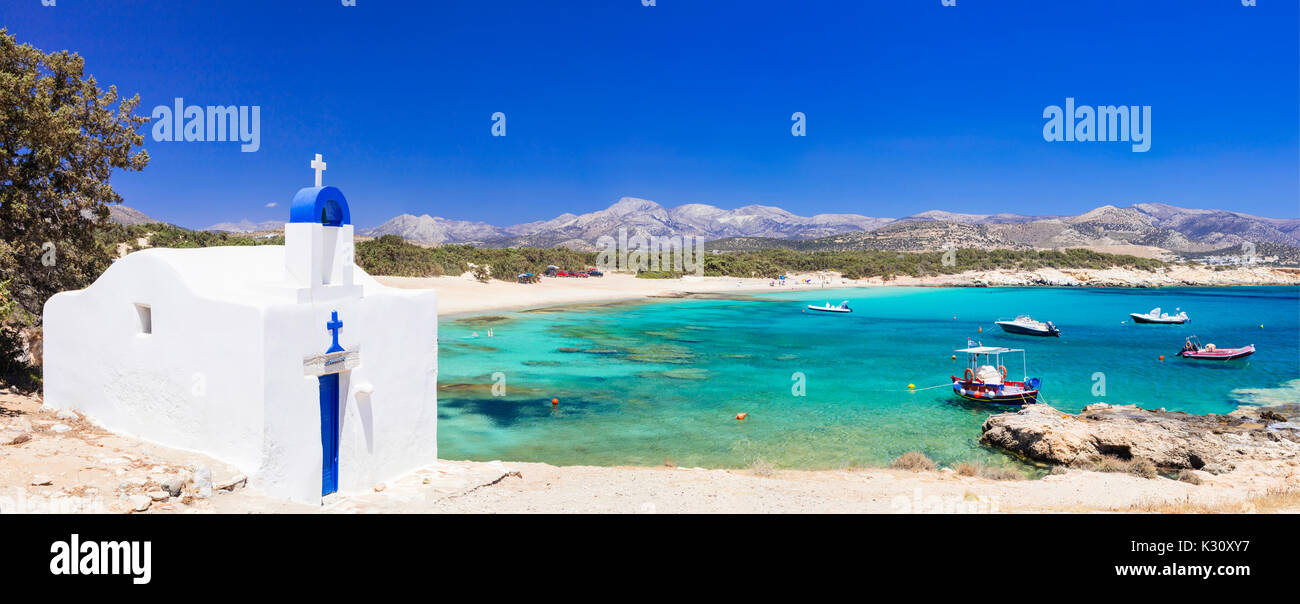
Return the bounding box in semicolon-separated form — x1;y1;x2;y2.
437;286;1300;471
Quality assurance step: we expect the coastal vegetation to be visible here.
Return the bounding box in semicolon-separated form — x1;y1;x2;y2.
76;228;1219;288
84;225;1172;284
355;236;597;279
101;222;284;249
699;247;1165;280
347;236;1169;281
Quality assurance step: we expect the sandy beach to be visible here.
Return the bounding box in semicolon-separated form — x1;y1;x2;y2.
5;389;1294;514
378;272;797;316
380;266;1300;317
3;390;1296;514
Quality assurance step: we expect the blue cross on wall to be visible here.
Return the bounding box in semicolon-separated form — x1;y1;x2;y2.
326;310;344;353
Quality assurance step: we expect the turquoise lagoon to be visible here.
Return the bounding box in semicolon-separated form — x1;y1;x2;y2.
437;286;1300;471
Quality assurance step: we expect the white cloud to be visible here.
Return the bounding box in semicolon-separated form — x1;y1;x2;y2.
265;202;278;208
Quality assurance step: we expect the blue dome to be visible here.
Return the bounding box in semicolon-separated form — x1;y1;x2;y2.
289;186;351;226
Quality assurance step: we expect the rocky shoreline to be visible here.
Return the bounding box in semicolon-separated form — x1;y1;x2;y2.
889;265;1300;288
980;403;1300;475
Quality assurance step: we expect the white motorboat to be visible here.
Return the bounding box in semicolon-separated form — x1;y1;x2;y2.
807;300;852;314
1129;307;1188;324
995;315;1060;337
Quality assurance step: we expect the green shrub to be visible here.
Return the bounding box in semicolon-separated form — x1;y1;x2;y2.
635;270;681;279
0;326;40;393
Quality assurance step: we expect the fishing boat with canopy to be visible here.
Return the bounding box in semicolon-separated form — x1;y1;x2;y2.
951;343;1040;405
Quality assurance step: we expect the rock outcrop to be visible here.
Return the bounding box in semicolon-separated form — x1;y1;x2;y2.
965;266;1300;288
980;403;1300;474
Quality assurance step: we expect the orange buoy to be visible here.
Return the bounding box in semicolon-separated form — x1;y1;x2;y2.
951;354;956;360
551;397;559;405
1158;355;1165;361
735;412;748;421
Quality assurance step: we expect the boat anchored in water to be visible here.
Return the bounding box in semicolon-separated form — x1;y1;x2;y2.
1178;336;1255;361
995;315;1060;337
807;300;852;313
1130;307;1188;324
951;344;1040;405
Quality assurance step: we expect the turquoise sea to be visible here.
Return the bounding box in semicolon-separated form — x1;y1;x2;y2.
437;286;1300;472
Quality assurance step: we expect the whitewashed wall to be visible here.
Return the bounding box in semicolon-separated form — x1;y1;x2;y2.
43;247;439;503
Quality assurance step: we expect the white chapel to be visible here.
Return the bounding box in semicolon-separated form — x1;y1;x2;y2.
42;155;440;503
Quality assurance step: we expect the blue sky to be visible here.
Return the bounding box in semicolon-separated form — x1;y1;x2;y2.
3;0;1297;229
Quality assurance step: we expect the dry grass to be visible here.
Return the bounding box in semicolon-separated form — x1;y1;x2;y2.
1122;488;1300;514
1176;469;1203;485
955;461;1025;481
890;451;937;472
1075;455;1159;479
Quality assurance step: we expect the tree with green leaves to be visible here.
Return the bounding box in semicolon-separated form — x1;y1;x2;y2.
0;28;150;328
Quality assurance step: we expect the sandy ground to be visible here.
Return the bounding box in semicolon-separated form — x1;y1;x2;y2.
378;272;842;316
4;391;1296;514
380;266;1300;317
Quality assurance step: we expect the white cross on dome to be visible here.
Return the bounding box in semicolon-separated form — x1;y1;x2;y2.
311;154;327;187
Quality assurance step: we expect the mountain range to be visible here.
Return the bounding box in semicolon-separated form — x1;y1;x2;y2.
111;197;1300;255
357;198;1300;253
357;197;895;249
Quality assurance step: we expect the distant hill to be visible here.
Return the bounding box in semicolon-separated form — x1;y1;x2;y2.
359;214;507;245
1131;202;1300;248
106;205;162;226
897;210;1055;224
708;203;1299;257
203;219;284;233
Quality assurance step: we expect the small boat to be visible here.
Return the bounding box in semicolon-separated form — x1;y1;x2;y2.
995;315;1060;337
807;300;852;313
951;344;1040;405
1178;336;1255;361
1130;307;1188;324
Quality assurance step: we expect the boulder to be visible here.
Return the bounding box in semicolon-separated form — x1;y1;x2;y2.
191;465;213;499
161;477;185;498
127;495;152;512
980;403;1300;474
1;430;31;446
216;475;247;492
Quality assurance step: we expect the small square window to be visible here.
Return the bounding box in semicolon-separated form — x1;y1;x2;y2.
135;304;152;334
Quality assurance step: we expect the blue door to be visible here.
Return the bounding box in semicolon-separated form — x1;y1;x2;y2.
318;374;340;495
